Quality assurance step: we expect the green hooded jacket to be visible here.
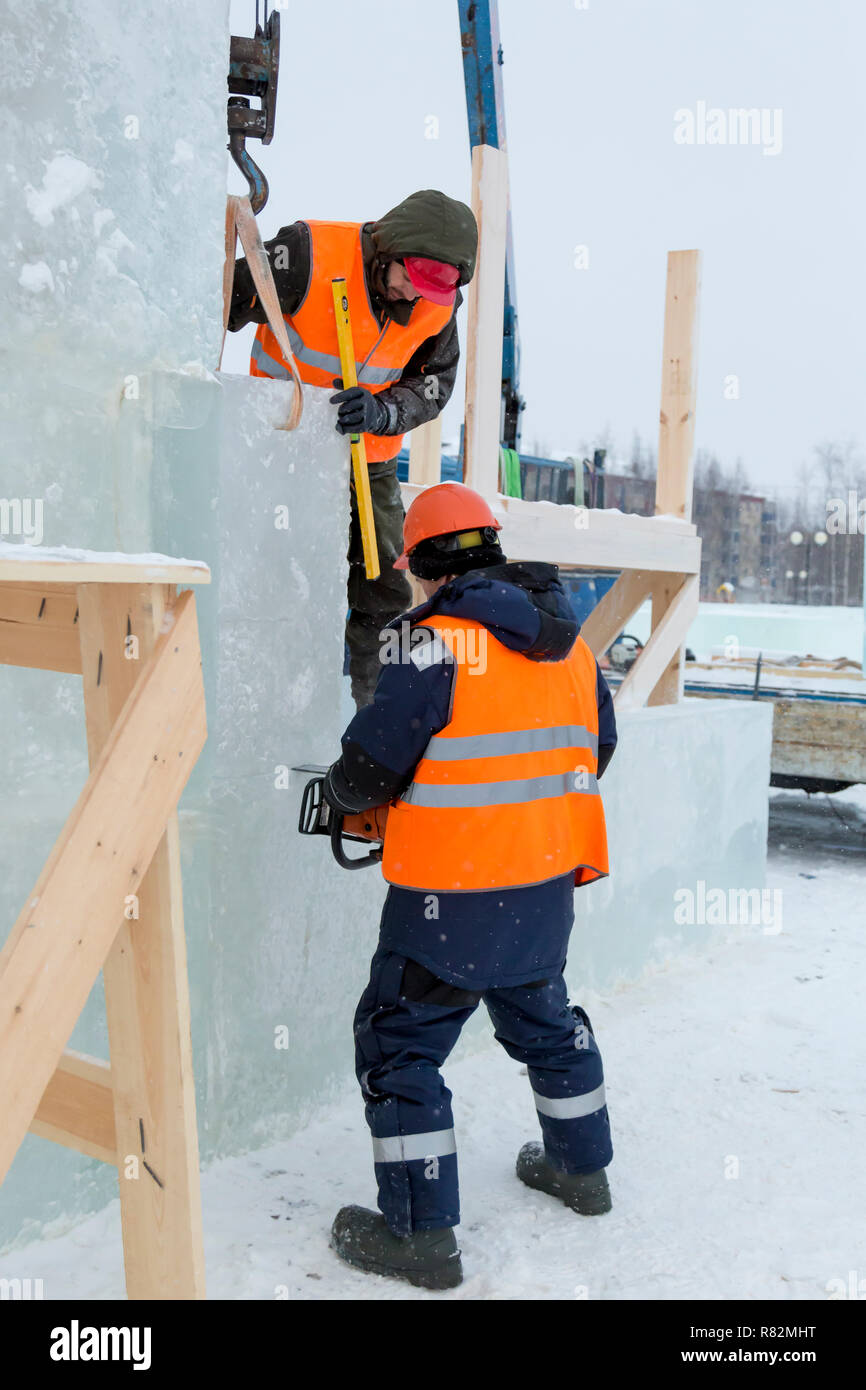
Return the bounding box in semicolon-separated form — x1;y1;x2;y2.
229;189;478;447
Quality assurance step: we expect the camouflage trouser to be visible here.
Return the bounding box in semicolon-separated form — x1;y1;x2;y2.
346;458;412;709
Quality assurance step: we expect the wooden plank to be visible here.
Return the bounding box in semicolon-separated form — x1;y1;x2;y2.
579;570;655;658
77;583;206;1301
0;622;81;673
655;250;701;522
463;144;509;498
30;1050;116;1164
0;582;82;671
401;486;701;573
615;574;699;710
408;416;442;487
0;588;206;1192
0;549;210;586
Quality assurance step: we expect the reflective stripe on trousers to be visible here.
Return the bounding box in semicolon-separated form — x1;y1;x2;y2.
532;1081;606;1119
372;1129;457;1164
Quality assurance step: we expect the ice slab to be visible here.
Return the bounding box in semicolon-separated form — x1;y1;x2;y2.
573;697;774;992
0;0;229;555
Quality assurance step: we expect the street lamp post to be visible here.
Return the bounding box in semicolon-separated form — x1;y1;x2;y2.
789;529;828;604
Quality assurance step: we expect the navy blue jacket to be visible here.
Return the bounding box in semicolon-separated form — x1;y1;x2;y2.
327;562;617;989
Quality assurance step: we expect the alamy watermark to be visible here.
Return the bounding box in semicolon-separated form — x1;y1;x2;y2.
0;498;44;545
826;491;866;535
379;620;488;675
674;101;782;157
674;880;782;934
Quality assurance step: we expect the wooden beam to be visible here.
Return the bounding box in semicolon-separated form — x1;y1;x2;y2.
655;250;701;522
77;583;207;1301
463;143;509;498
408;416;442;487
647;570;688;705
30;1050;116;1164
615;574;699;710
0;582;78;621
579;570;655;658
0;588;206;1193
0;549;210;586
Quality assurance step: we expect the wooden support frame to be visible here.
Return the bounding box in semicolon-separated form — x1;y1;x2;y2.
407;241;704;709
0;550;210;1300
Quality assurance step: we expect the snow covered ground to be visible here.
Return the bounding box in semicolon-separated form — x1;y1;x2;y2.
2;786;864;1302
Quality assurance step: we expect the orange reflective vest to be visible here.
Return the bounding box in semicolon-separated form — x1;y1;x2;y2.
382;615;610;892
250;220;453;462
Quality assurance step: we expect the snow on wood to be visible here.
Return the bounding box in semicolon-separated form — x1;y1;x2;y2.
0;542;210;585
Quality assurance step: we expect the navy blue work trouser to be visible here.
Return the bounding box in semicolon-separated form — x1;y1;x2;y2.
353;947;613;1235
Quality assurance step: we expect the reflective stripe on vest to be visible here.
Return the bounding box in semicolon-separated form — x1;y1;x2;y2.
401;769;600;809
381;615;609;892
249;220;453;462
251;329;403;386
422;723;599;761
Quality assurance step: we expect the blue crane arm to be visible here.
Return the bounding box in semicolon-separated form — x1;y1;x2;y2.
457;0;524;451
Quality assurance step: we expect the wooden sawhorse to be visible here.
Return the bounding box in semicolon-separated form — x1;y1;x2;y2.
0;549;210;1299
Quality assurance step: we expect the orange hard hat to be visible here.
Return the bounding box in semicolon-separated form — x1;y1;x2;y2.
394;482;502;569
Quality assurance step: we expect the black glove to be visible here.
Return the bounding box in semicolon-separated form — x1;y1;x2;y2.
323;760;360;814
329;384;389;435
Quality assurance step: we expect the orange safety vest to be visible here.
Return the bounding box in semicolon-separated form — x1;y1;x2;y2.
250;221;453;462
382;615;610;892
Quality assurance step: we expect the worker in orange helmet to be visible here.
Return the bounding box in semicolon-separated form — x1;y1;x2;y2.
323;482;619;1289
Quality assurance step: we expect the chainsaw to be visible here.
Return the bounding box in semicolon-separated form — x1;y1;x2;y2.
293;764;389;870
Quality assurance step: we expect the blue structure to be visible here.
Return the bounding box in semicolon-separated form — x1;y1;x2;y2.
457;0;524;451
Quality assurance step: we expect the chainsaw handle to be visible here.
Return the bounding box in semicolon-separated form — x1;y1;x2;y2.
330;812;383;870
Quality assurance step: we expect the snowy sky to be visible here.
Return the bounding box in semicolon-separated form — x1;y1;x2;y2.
224;0;865;496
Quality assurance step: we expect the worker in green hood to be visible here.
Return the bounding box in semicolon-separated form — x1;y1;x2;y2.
229;189;479;709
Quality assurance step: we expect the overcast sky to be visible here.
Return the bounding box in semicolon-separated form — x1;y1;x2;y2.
224;0;865;497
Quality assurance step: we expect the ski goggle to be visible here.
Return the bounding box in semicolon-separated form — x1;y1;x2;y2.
429;527;498;553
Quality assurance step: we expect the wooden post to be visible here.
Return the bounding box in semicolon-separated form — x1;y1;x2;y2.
656;250;701;522
652;250;702;702
463;143;509;499
408;416;442;487
77;583;206;1300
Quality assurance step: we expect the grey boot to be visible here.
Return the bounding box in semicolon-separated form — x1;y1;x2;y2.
330;1205;463;1290
516;1142;612;1215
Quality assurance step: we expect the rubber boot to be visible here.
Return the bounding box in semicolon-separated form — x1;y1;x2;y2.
330;1205;463;1290
516;1142;612;1215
